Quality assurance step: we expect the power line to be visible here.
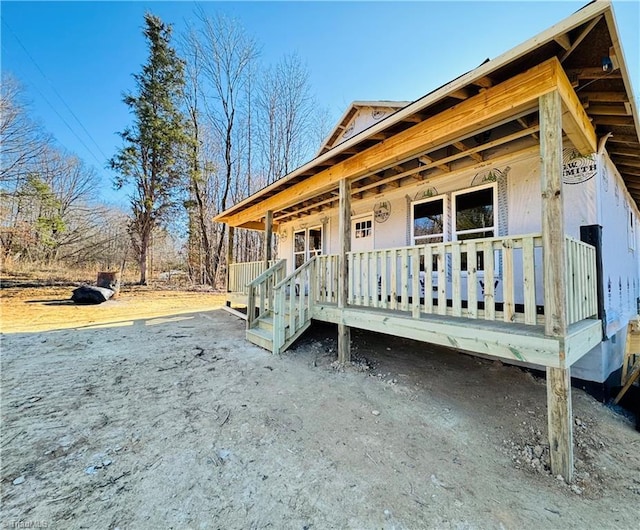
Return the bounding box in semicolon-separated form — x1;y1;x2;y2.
2;42;104;166
2;19;111;166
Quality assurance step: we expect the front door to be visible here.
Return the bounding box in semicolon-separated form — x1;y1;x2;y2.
294;226;323;268
293;226;322;295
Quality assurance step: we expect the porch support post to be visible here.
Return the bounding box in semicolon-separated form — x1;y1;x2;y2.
546;366;573;481
338;178;351;364
226;226;234;299
540;90;573;482
264;210;273;267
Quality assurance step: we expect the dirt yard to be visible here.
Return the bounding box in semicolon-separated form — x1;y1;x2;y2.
1;284;639;529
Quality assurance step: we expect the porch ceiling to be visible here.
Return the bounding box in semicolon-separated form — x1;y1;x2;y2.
215;1;640;229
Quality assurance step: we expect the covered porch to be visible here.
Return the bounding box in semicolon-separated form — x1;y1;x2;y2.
227;227;601;484
214;2;640;482
239;232;601;364
219;58;599;481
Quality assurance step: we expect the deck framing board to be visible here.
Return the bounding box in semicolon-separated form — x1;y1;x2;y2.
313;304;564;368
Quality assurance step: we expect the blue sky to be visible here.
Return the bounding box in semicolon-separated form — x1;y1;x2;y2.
1;1;638;206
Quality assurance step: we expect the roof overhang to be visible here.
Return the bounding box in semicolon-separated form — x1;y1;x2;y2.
215;1;640;229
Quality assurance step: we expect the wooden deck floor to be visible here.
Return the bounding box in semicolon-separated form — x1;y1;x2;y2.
313;303;601;369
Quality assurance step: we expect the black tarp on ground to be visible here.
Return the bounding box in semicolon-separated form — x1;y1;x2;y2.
71;285;115;304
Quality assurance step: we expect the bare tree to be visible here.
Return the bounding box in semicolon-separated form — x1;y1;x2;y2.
1;133;100;264
0;74;50;186
180;27;218;285
177;12;332;283
195;10;259;283
256;53;319;185
0;74;135;274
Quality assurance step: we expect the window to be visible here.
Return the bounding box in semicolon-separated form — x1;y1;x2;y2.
453;184;496;270
410;186;497;269
453;185;496;241
354;219;372;239
294;226;323;269
412;196;446;245
629;210;636;252
294;230;306;269
309;227;322;256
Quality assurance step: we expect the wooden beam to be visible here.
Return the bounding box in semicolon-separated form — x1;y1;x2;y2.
547;367;574;482
238;221;268;231
556;65;598;154
612;156;640;169
618;168;640;179
453;141;483;162
608;147;640;157
449;88;473;100
581;91;629;103
565;67;622;79
540;90;567;340
473;76;493;88
559;15;602;63
274;125;542;223
592;116;635;127
402;115;424;124
338;178;351;365
263;211;273;267
274;196;338;222
221;59;562;227
608;134;640;145
226;226;234;294
357;135;540;196
314;304;565;367
339;147;361;155
362;144;540;196
587;105;631;116
554;33;571;51
541;91;573;483
419;155;450;173
517;117;539;139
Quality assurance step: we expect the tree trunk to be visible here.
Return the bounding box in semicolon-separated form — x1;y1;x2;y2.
138;231;149;285
193;178;214;286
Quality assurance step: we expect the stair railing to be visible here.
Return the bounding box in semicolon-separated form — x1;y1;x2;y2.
273;256;316;353
247;260;286;329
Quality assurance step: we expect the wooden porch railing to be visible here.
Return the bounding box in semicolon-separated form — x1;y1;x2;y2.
273;257;316;354
565;236;598;325
241;234;597;353
313;234;598;327
246;260;286;329
315;254;340;304
229;260;278;295
342;234;545;324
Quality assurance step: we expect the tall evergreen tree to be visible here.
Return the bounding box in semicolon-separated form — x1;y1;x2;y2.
110;13;189;284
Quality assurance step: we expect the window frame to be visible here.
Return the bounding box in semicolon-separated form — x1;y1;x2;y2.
354;218;373;240
293;225;323;269
451;182;498;242
411;194;448;245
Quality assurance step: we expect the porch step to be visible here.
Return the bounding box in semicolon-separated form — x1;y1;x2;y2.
257;315;274;332
246;326;273;351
